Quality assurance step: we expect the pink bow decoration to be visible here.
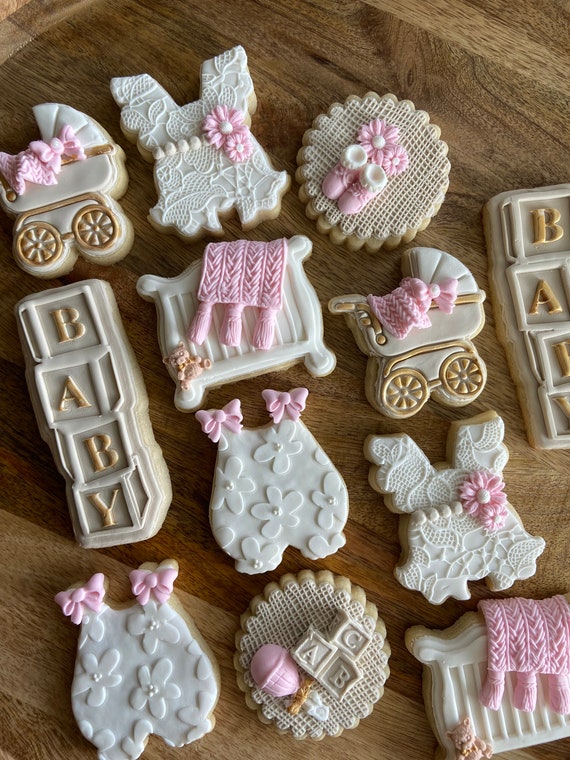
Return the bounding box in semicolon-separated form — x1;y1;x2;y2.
55;572;106;625
29;124;85;172
262;388;309;423
129;566;178;606
406;277;459;314
195;399;243;442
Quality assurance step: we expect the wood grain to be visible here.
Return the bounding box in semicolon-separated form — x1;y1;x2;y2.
0;1;569;758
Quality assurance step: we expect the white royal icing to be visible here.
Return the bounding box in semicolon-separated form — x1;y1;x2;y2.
111;46;289;239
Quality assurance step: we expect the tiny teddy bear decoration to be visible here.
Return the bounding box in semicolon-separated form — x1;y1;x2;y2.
162;342;212;391
196;388;349;573
56;560;219;759
447;717;493;760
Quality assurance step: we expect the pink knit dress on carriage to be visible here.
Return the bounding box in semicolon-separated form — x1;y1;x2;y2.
479;595;570;715
188;239;287;350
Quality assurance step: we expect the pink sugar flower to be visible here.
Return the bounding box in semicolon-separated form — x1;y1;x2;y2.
224;131;254;162
357;118;400;164
459;470;507;531
203;105;247;150
382;144;409;177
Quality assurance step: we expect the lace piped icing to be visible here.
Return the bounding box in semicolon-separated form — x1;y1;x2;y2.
479;595;570;714
0;124;85;195
188;239;288;349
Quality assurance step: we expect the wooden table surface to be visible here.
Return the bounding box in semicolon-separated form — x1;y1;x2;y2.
1;1;569;759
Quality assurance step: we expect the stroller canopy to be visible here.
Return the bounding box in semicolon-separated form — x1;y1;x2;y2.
33;103;110;149
406;247;481;295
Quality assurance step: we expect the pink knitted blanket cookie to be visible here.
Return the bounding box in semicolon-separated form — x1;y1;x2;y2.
479;595;570;715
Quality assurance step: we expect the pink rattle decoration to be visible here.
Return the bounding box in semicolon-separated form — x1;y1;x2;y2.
54;572;105;625
250;644;313;714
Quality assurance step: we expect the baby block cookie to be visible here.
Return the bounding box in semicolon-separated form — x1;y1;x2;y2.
407;593;570;759
16;279;172;548
111;45;289;240
484;182;570;448
235;570;390;740
0;103;133;278
56;560;219;759
196;389;348;573
365;411;545;604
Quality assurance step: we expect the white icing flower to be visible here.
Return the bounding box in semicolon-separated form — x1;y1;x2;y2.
212;456;255;514
78;720;116;751
72;649;121;707
130;658;181;719
312;472;345;529
250;486;302;538
127;600;181;655
237;536;281;573
121;719;152;759
253;422;302;474
78;611;105;648
178;689;215;742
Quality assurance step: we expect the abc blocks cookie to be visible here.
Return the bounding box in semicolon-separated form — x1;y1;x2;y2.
16;279;171;547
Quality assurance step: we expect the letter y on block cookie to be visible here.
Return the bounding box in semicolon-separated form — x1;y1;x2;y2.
365;411;545;604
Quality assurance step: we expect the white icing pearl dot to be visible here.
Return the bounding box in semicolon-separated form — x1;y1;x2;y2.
189;136;202;150
274;443;283;452
429;284;441;298
51;138;62;150
92;673;102;682
224;480;235;491
327;497;335;505
149;620;159;630
372;135;386;149
147;684;158;696
220;120;233;135
253;560;261;569
393;157;400;166
235;143;244;152
476;488;491;504
272;507;281;516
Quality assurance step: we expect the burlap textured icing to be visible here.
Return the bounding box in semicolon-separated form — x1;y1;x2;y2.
235;570;390;740
297;93;450;251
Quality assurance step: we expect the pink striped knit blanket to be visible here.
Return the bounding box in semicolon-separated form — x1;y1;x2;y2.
479;595;570;715
188;239;287;350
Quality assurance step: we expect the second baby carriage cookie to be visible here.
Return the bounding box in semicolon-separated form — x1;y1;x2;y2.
330;247;487;418
0;103;133;278
196;389;349;574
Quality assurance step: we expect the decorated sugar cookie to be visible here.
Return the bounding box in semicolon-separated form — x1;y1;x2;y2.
235;570;390;739
330;247;487;418
196;389;349;573
55;560;219;759
137;235;336;411
111;45;289;240
0;103;133;278
365;411;545;604
407;593;570;758
297;92;450;251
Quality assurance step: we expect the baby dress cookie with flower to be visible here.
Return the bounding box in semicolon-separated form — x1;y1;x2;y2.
297;93;450;251
330;247;487;418
365;411;545;604
111;45;289;240
55;560;219;759
196;389;349;574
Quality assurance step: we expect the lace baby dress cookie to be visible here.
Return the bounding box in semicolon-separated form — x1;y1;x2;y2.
137;236;336;411
55;560;220;759
365;411;545;604
0;103;133;278
406;593;570;759
330;247;487;418
235;570;390;739
297;93;450;251
196;389;349;574
111;46;289;240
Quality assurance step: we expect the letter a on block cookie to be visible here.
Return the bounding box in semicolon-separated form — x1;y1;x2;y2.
111;46;289;240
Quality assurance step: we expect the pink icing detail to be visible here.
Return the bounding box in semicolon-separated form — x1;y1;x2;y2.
250;643;301;697
196;398;243;442
381;143;409;177
0;124;85;195
129;565;178;606
357;118;400;165
225;131;253;162
479;595;570;714
367;276;458;339
188;239;288;349
459;470;508;531
262;388;309;423
55;572;105;625
202;104;252;162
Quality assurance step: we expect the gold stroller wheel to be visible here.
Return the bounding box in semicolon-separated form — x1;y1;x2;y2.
440;352;486;401
381;368;429;418
73;205;118;251
15;222;63;267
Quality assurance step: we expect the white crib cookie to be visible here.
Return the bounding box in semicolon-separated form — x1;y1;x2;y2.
196;388;348;573
56;560;219;759
365;410;545;604
0;103;133;278
330;247;487;418
407;593;570;759
111;45;289;240
16;279;172;548
484;182;570;449
137;235;336;411
235;570;390;739
297;93;449;252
